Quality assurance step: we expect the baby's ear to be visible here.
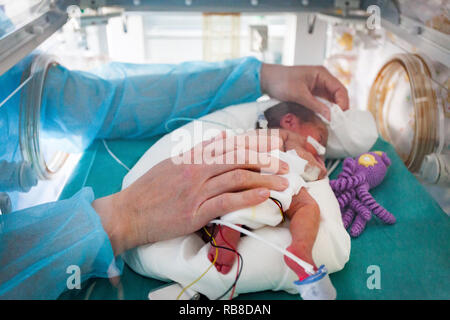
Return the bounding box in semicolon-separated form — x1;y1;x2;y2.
280;113;299;130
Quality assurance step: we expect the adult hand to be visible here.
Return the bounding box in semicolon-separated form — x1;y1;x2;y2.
260;63;349;121
93;131;290;255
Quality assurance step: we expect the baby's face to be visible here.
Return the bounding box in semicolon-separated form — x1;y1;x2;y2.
280;113;328;160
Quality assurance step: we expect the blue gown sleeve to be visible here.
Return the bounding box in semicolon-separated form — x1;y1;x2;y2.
0;187;123;299
41;57;263;152
0;56;262;299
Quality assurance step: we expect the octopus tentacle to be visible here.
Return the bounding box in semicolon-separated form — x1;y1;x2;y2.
338;158;356;179
357;187;396;224
372;204;396;224
342;207;355;229
350;199;372;221
337;189;356;209
330;174;366;192
350;213;368;237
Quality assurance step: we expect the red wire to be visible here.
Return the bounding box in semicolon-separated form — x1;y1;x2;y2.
218;225;240;300
270;197;284;221
217;200;283;300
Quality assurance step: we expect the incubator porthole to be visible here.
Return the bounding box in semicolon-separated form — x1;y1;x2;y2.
19;54;69;180
368;53;445;173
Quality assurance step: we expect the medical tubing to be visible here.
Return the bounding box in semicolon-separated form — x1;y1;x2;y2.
164;117;233;132
217;226;241;300
327;159;341;176
210;219;315;275
103;116;229;172
0;75;33;109
209;229;244;301
103;115;235;173
102;140;131;172
177;227;219;300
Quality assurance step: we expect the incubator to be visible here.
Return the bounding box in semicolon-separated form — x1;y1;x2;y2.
1;0;448;214
318;3;449;211
0;0;449;300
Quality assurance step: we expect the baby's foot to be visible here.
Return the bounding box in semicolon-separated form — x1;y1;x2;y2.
207;226;241;275
284;242;317;281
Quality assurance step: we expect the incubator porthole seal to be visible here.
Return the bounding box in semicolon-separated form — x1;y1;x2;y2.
19;54;69;180
368;53;449;185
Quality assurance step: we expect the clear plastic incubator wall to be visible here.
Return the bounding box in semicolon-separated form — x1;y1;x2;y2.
317;1;449;212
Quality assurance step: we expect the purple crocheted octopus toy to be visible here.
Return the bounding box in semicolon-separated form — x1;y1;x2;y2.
330;151;396;237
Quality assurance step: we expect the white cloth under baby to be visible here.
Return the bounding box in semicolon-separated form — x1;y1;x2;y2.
121;100;352;299
123;178;351;299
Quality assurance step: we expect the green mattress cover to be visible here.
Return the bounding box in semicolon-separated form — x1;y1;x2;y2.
58;137;450;300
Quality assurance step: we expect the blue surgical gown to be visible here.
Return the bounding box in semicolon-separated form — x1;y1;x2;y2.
0;56;263;299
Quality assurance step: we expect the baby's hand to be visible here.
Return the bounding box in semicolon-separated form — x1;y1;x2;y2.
279;129;327;180
294;146;327;180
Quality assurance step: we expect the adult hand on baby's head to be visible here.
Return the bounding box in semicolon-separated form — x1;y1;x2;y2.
92;131;291;256
260;64;349;121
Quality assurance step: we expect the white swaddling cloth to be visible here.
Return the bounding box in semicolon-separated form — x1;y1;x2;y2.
222;149;307;229
123;177;350;299
121;100;352;299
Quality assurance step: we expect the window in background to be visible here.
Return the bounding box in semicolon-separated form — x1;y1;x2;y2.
44;11;290;68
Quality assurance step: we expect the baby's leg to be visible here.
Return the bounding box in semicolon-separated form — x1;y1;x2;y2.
207;225;241;274
284;188;320;280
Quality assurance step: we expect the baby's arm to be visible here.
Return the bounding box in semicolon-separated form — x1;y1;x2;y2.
284;188;320;280
279;129;327;180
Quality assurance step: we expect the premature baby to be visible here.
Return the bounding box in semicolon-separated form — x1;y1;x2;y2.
206;101;329;280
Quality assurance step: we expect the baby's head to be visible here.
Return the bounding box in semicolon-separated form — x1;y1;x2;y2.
259;101;328;158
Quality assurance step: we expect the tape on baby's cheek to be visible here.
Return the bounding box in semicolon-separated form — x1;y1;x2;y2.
307;136;326;156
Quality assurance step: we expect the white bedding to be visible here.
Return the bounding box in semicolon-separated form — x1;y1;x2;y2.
121;100;352;299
